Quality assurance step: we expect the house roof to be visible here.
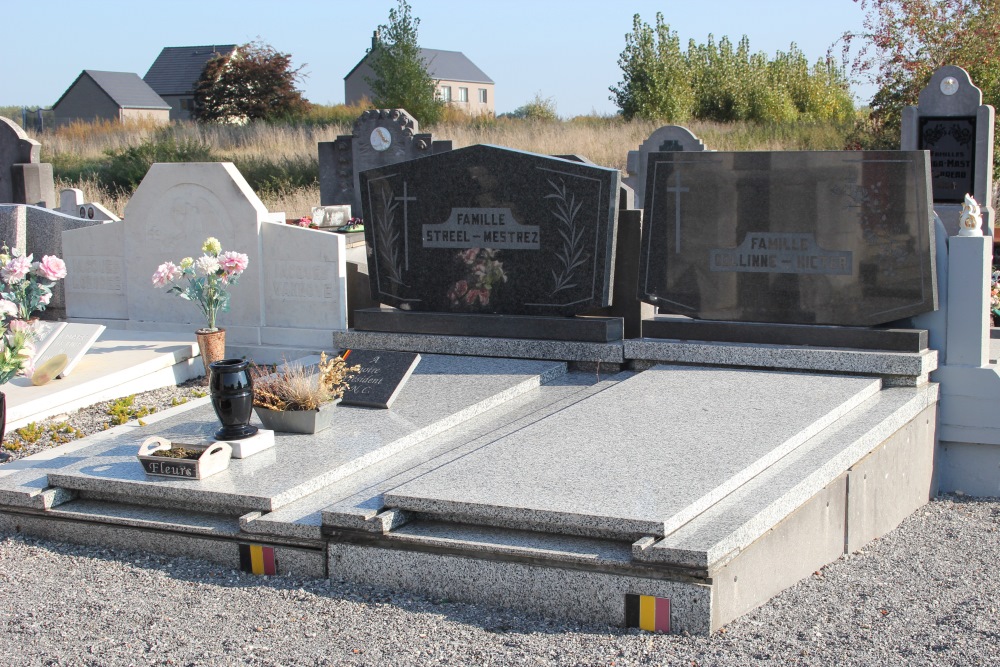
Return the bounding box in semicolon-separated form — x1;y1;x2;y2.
144;45;238;96
53;70;171;110
345;47;493;85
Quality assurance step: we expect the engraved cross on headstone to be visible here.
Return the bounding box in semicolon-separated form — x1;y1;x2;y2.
395;181;417;270
666;170;689;253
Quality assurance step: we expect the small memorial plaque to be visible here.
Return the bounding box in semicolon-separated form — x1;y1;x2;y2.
360;144;619;316
340;349;421;409
918;116;977;203
638;151;937;326
34;323;106;377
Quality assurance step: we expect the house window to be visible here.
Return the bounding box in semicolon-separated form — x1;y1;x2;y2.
458;87;468;103
180;98;193;111
439;86;452;102
478;88;488;104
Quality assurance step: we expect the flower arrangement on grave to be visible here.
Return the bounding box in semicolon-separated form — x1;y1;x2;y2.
151;237;249;332
0;245;67;321
991;268;1000;325
0;321;33;385
338;218;364;233
447;248;507;311
291;216;317;229
251;352;360;412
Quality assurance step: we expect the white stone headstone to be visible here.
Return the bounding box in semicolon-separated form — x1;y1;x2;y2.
311;205;351;228
62;220;127;320
123;163;267;344
625;125;708;207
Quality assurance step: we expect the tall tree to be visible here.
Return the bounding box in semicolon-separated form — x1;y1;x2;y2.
193;40;309;123
365;0;444;124
840;0;1000;146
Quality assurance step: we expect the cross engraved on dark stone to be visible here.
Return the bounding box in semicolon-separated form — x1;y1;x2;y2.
395;182;417;271
666;170;689;253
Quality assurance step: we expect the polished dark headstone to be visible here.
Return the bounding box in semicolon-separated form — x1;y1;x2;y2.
360;144;619;316
918;116;977;203
642;314;928;352
353;307;623;342
638;151;937;326
340;349;421;409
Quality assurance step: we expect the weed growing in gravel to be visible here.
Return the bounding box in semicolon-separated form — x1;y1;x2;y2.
14;423;44;444
105;396;156;426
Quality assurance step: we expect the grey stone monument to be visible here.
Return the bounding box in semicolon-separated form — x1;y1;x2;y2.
638;150;937;327
318;109;452;216
0;116;54;208
624;125;708;207
902;65;995;236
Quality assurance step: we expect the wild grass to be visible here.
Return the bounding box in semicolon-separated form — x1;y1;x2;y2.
32;114;859;218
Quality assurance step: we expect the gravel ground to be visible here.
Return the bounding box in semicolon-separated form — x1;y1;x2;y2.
1;385;999;664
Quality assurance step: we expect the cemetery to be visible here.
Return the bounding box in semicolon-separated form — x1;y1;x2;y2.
0;64;996;636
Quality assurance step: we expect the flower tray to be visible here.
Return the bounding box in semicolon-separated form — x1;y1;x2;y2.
137;436;232;480
254;399;340;434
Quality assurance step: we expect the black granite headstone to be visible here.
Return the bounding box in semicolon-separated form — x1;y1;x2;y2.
918;116;977;203
638;151;937;326
340;349;421;409
360;144;619;316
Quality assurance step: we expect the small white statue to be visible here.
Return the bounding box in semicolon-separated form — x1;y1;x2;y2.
958;193;983;236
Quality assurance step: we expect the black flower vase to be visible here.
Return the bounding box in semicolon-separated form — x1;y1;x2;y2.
209;359;258;440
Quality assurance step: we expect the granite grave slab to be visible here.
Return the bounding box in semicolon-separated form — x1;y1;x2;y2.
638;150;937;326
360;144;619;317
385;365;881;540
45;356;567;514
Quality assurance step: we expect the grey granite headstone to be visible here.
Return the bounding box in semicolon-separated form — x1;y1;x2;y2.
625;126;708;208
360;144;620;316
0;116;47;206
318;109;452;215
340;349;420;409
638;150;937;326
902;66;995;235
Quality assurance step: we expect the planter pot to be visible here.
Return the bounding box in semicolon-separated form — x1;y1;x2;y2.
196;328;226;378
209;358;258;441
254;399;340;434
137;436;232;480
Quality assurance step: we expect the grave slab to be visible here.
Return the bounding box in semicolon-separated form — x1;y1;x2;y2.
360;144;619;316
638;150;937;326
385;365;881;540
45;356;567;514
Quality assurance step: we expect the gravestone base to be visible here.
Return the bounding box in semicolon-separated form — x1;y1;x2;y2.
354;308;624;343
0;354;938;633
643;315;928;352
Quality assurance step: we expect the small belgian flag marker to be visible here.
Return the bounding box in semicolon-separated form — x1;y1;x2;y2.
625;593;671;633
238;543;277;575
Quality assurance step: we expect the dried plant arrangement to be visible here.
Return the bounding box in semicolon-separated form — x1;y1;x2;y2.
251;353;360;412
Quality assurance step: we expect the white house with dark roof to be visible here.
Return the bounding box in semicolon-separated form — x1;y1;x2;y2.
345;34;494;116
144;45;237;120
52;70;171;126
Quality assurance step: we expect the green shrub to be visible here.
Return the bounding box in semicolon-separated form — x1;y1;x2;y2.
100;137;216;193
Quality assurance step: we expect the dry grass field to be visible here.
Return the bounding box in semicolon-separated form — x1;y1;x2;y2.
33;116;856;219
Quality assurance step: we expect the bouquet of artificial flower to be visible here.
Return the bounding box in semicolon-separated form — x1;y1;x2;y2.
151;237;249;332
0;246;67;321
0;321;33;385
991;269;1000;321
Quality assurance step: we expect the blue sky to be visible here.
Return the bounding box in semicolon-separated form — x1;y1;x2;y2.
2;0;873;117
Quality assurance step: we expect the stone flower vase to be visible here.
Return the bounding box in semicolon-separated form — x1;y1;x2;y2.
209;358;258;441
196;328;226;379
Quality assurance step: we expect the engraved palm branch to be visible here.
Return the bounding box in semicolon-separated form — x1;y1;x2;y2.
545;178;587;294
375;185;405;285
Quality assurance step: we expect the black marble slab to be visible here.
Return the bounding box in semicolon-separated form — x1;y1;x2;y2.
341;349;420;409
642;315;928;352
918;116;977;203
353;307;624;343
638;151;937;326
359;144;619;317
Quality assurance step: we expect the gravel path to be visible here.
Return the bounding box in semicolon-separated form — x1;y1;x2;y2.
2;385;999;664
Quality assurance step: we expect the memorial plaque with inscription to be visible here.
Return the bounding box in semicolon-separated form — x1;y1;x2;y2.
638;151;937;326
340;349;421;409
918;116;977;203
360;144;619;316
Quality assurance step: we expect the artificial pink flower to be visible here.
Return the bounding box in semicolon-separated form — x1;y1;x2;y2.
297;217;312;228
218;251;249;276
0;299;16;318
36;255;67;281
151;261;182;288
39;293;51;305
460;248;480;265
2;255;32;283
7;318;32;333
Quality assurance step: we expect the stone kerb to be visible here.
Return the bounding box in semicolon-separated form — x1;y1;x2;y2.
901;65;995;236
